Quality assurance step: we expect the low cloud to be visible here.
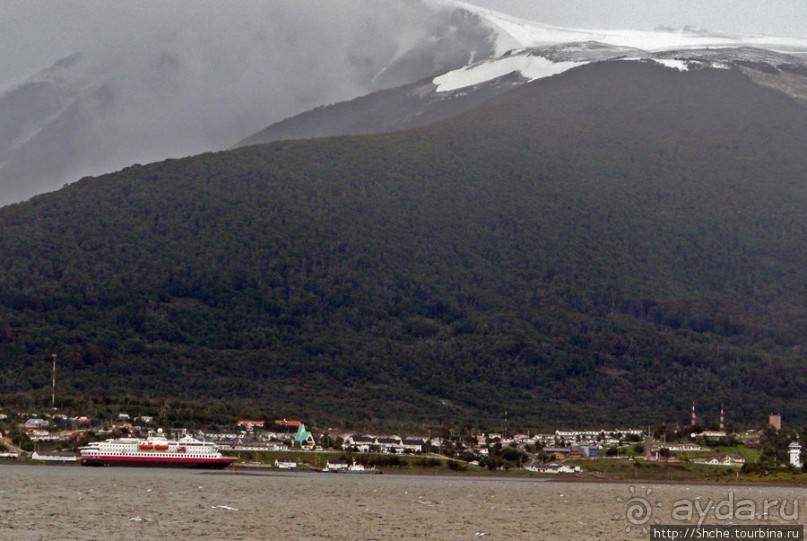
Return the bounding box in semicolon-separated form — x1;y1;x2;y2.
0;0;496;205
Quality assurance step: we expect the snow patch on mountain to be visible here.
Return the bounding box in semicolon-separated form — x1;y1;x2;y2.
651;58;691;72
641;58;733;72
433;53;583;92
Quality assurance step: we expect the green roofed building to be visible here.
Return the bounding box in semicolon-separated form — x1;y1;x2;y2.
294;423;315;447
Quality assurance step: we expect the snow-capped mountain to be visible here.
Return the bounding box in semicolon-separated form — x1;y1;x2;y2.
442;4;807;99
2;0;807;206
240;40;807;148
432;43;807;96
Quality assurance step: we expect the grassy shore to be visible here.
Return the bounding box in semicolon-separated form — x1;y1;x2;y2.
566;458;806;484
11;443;806;485
225;450;807;484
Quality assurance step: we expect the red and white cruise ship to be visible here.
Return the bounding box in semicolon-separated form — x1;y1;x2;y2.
80;431;236;469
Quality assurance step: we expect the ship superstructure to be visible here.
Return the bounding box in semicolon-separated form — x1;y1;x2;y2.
80;431;235;469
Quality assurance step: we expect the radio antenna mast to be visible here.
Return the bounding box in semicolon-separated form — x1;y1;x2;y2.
51;353;57;409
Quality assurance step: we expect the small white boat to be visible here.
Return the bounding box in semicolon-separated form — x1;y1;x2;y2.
335;458;382;474
322;460;349;472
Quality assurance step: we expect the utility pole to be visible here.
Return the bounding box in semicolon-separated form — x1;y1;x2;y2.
51;353;57;409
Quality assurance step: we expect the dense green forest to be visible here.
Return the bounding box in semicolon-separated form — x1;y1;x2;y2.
0;61;804;429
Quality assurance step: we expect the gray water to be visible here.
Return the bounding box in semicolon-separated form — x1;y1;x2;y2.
1;465;803;540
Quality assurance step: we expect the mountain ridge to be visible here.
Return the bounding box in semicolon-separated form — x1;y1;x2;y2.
0;60;804;428
239;45;807;149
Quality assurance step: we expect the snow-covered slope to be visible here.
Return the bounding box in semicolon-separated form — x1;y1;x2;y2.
430;42;807;101
433;53;583;92
436;3;807;93
241;39;807;149
460;1;807;55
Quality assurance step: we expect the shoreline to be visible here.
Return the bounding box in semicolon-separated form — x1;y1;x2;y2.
9;458;806;488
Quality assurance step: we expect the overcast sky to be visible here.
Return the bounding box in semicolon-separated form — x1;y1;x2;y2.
1;0;805;87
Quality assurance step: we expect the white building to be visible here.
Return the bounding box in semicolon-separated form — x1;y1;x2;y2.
699;431;727;439
789;442;802;468
655;443;702;452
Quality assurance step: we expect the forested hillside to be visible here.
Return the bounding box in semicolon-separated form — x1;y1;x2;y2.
0;60;804;429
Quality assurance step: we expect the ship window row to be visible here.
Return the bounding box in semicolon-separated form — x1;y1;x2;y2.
91;452;216;456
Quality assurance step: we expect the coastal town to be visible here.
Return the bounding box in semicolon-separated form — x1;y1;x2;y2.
1;403;804;476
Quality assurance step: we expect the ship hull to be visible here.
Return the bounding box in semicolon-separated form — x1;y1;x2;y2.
81;456;235;469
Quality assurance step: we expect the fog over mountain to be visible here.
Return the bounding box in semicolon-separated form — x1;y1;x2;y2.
2;0;806;207
0;1;497;206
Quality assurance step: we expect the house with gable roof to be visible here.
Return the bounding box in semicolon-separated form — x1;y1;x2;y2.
344;435;375;453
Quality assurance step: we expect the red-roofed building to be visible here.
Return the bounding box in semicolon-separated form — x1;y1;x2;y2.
274;419;302;428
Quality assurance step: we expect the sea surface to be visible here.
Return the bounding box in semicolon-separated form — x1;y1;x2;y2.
0;465;804;540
